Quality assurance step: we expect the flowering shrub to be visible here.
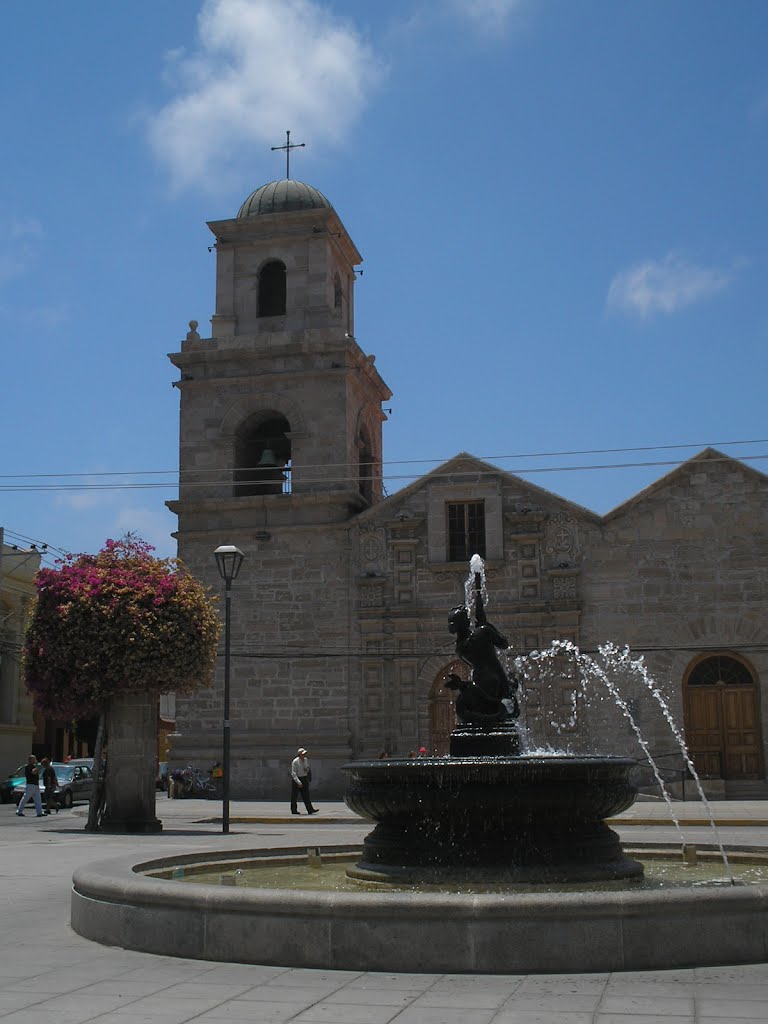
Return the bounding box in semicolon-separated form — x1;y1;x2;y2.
23;536;221;719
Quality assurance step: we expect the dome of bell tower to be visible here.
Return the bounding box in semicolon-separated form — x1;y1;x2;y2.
237;179;332;218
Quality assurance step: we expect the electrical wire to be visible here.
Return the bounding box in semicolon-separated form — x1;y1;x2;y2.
0;436;766;489
3;528;67;557
0;452;766;493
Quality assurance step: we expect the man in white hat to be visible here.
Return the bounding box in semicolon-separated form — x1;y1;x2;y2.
290;747;318;815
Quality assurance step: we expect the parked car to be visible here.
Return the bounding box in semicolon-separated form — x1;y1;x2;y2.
66;757;95;770
13;762;94;809
1;764;27;804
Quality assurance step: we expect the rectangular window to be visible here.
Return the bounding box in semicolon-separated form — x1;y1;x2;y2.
447;501;486;562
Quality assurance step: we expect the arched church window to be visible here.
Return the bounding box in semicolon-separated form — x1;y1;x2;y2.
334;273;342;310
258;260;286;317
687;656;754;687
358;428;374;504
234;414;291;496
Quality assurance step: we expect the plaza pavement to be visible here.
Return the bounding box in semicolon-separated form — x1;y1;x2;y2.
1;795;768;1024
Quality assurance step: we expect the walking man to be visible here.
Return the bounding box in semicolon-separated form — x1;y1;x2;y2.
290;747;318;815
16;755;44;817
41;757;59;814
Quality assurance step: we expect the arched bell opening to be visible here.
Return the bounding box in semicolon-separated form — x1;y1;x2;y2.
234;414;291;496
683;652;764;780
257;260;287;317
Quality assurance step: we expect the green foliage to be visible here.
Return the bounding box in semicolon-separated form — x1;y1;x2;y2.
23;536;221;719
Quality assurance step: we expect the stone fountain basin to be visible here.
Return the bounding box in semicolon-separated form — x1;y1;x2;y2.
71;845;768;973
343;755;643;882
344;755;639;821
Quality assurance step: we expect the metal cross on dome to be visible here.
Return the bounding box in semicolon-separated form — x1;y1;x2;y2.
271;130;305;180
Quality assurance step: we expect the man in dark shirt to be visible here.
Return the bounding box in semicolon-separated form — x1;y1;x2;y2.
15;755;44;817
41;757;58;814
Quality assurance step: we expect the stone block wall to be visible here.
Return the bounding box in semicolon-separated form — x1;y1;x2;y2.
171;521;358;798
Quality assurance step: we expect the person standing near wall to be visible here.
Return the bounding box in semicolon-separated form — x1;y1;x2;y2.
290;747;318;815
41;757;59;814
15;755;44;817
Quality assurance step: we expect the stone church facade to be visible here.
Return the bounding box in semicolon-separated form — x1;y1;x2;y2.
168;178;768;800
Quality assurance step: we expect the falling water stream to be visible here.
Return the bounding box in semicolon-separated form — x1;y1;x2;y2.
464;556;734;883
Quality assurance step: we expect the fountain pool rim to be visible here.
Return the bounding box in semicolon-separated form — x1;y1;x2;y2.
71;843;768;974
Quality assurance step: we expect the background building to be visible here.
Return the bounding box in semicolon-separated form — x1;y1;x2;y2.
0;530;40;769
168;180;768;800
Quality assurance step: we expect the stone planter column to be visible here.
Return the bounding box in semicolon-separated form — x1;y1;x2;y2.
100;690;162;833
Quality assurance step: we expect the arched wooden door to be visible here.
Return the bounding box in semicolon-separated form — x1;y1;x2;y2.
683;654;763;780
429;661;464;756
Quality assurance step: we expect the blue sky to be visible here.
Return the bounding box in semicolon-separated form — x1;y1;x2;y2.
2;0;767;564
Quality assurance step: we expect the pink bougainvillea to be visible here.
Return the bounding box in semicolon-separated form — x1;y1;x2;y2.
23;536;221;719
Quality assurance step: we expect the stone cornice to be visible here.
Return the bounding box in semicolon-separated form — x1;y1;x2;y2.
207;205;362;268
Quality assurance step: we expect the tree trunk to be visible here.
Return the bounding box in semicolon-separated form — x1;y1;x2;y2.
84;712;107;833
99;690;162;833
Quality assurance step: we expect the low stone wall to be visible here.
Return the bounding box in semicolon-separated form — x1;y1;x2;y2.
71;847;768;974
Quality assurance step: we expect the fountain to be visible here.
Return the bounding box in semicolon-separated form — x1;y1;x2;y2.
70;555;768;973
344;555;643;884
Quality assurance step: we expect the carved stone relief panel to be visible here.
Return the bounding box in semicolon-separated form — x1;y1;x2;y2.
553;576;577;600
433;570;467;602
358;582;384;608
545;512;581;567
357;525;387;575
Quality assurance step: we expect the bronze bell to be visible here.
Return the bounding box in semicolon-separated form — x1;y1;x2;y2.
256;447;280;468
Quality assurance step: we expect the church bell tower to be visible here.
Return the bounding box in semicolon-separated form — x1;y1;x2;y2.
167;176;391;797
170;178;391;518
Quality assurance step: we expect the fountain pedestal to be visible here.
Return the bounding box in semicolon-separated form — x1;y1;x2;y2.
449;720;521;757
343;755;643;884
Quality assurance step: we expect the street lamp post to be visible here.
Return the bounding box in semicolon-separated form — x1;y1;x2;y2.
213;544;245;835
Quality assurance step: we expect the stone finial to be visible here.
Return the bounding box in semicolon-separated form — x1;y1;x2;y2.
186;320;200;341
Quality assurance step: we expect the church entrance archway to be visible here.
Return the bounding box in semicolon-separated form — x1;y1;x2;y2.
683;653;763;780
429;661;464;755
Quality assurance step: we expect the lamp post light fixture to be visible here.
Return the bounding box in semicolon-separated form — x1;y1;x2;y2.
213;544;245;835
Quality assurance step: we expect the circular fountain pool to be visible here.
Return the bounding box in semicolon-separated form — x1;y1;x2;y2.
148;847;768;892
71;842;768;973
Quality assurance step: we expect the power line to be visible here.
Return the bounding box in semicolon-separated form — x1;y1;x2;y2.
3;528;67;557
1;452;766;494
0;436;766;485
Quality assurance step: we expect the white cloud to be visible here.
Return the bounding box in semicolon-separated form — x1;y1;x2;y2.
0;218;43;283
606;253;732;319
451;0;528;32
147;0;384;192
54;491;111;512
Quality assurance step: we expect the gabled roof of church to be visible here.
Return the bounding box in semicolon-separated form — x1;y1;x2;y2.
359;446;767;525
603;446;768;521
357;451;601;523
